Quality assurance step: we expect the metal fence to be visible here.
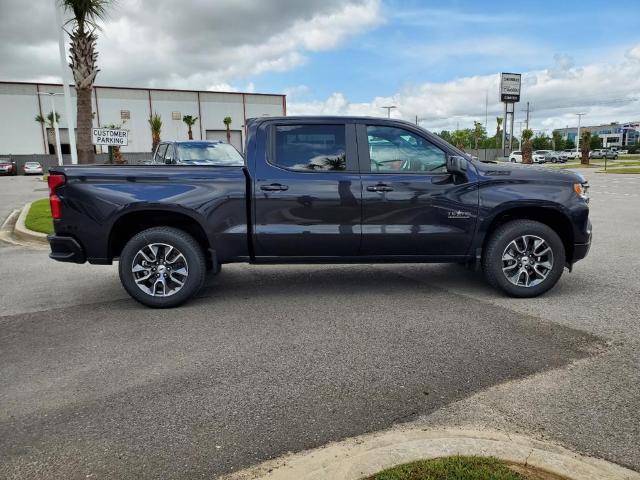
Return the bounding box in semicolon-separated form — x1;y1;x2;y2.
4;152;153;174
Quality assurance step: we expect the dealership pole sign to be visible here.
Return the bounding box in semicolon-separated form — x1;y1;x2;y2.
499;73;521;158
500;73;521;102
92;128;129;146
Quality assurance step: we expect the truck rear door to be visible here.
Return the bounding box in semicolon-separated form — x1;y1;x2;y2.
252;120;361;257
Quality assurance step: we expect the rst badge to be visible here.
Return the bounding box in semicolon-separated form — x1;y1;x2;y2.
448;210;471;219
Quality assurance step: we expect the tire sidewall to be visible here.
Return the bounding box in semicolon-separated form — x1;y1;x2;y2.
484;221;566;297
118;228;205;308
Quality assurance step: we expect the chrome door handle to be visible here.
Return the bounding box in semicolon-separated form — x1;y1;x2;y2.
260;183;289;192
367;184;393;192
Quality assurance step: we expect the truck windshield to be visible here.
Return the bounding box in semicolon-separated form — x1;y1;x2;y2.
176;143;244;166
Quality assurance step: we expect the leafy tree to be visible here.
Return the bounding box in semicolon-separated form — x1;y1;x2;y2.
60;0;111;164
521;128;534;164
182;115;198;140
223;116;232;143
564;138;576;150
552;131;564;151
532;133;552;150
581;131;591;165
436;130;453;144
451;130;468;150
589;134;602;150
148;113;162;153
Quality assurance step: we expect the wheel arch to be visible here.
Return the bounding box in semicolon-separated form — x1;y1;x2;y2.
108;208;212;266
480;205;574;263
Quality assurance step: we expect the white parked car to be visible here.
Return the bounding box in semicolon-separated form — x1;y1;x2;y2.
560;149;580;161
23;161;43;175
533;150;550;163
508;150;522;163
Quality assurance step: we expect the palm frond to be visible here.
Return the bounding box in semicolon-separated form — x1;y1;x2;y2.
59;0;112;31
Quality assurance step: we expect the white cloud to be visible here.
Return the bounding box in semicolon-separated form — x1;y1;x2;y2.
0;0;381;89
289;46;640;132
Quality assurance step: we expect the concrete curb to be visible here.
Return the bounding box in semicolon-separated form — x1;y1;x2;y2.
13;202;48;244
222;427;640;480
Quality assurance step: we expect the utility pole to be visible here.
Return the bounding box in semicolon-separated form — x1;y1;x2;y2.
484;89;488;130
575;113;585;154
55;1;78;165
522;102;530;130
381;106;396;118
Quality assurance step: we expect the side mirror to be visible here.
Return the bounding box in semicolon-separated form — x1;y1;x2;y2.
447;155;468;174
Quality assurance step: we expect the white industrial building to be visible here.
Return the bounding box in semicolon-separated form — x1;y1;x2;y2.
0;81;286;155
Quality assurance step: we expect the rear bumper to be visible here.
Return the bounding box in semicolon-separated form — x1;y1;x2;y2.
48;235;86;263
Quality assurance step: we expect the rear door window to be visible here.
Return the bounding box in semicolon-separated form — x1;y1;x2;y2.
273;125;347;172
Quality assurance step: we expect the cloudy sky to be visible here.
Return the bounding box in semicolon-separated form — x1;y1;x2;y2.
2;0;640;133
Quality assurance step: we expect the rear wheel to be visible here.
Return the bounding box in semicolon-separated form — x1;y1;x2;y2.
483;220;565;298
118;227;206;308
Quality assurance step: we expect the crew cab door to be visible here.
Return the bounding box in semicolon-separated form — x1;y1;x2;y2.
252;121;361;257
356;122;478;256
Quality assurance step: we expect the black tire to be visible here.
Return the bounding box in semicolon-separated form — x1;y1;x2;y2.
482;220;565;298
118;226;206;308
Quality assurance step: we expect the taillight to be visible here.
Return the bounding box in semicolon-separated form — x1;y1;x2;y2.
48;174;65;219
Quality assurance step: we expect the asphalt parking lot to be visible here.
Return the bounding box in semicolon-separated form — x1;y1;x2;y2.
0;171;639;479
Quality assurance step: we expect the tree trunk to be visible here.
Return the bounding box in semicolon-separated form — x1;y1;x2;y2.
188;126;193;140
76;88;94;164
226;125;231;143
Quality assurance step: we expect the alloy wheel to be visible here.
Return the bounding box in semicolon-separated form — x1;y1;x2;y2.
131;243;189;297
501;235;554;287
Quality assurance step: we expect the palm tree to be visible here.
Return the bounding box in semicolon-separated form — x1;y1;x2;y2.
223;116;232;143
35;111;62;153
148;113;162;153
60;0;110;164
473;121;484;150
182;115;198;140
521;128;534;164
495;117;503;149
580;131;591;165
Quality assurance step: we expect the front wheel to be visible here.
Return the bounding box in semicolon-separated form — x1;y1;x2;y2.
482;220;565;298
118;227;206;308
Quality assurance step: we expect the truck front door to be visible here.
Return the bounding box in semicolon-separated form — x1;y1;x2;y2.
253;121;361;257
357;123;478;257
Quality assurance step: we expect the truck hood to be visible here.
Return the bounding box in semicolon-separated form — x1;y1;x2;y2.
474;161;586;184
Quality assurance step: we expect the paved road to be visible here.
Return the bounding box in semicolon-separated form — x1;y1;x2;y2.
0;170;638;478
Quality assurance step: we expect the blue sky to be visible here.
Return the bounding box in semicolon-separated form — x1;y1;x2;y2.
252;0;639;103
4;0;640;131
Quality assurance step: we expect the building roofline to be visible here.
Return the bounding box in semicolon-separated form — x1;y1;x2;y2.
0;80;285;98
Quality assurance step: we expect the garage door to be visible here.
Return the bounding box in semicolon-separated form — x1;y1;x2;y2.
206;130;243;152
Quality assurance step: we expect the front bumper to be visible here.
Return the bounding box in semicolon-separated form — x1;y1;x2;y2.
572;220;592;263
48;235;86;263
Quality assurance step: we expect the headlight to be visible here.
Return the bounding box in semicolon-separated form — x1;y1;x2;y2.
574;182;589;202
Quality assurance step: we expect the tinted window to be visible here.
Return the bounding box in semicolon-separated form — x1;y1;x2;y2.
367;125;446;173
274;125;347;171
176;143;244;166
164;144;174;163
155;144;167;163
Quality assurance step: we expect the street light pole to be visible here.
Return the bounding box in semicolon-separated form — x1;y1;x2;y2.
55;1;78;165
575;113;585;155
381;105;396;118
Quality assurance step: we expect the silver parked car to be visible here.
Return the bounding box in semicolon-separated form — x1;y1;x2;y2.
589;149;618;159
544;151;564;163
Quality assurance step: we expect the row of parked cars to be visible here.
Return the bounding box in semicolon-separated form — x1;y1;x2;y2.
0;160;44;176
509;148;619;164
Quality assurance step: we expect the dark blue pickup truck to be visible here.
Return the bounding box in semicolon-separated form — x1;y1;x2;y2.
47;116;591;307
